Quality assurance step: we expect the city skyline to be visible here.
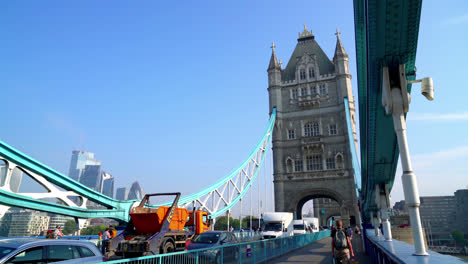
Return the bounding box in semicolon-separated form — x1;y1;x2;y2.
1;1;467;206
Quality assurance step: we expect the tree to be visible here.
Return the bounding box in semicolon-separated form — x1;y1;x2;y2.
451;230;465;247
63;220;76;235
81;224;107;235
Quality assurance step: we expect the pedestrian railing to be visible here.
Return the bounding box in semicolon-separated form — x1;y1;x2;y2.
103;230;330;264
363;229;467;264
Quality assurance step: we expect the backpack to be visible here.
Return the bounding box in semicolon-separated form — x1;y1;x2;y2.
334;229;348;250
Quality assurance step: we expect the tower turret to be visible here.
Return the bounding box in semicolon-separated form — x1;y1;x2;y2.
267;42;282;113
333;28;350;75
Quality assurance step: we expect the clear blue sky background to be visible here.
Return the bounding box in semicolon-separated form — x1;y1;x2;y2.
1;1;467;211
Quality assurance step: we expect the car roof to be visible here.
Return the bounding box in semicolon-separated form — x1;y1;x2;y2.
0;239;96;249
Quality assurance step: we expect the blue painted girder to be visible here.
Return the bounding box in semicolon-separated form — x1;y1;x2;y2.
353;0;422;220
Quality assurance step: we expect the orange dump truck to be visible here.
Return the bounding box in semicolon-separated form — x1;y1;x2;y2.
104;192;210;258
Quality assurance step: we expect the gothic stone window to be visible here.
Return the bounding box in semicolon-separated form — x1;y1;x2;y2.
310;86;317;95
329;124;337;135
306;155;323;171
292;89;298;99
320;84;327;94
288;129;295;139
309;68;315;78
326;157;336;169
301;87;307;96
294;160;303;172
300;69;306;80
304;122;320;137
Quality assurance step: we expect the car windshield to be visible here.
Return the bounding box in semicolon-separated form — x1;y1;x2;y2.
264;223;282;231
0;247;14;258
193;233;220;244
293;224;305;230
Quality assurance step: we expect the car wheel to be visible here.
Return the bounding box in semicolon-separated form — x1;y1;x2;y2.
160;238;175;254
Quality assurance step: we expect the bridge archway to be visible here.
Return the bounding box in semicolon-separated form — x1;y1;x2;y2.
293;189;344;220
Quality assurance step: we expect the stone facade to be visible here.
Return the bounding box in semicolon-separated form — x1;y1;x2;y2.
267;26;359;227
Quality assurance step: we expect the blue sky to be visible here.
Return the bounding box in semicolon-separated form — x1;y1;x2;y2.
0;0;467;212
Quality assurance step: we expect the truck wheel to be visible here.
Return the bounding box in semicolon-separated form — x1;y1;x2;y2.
160;238;175;254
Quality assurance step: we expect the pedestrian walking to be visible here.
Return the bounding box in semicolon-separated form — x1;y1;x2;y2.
102;228;110;240
331;220;355;264
54;225;63;239
346;226;353;240
229;226;234;232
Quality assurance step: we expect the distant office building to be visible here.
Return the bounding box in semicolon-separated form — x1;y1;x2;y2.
128;181;144;200
68;151;101;182
419;196;456;239
0;209;50;237
393;200;407;215
101;171;114;198
454;189;468;234
79;165;102;191
48;214;74;234
116;187;129;200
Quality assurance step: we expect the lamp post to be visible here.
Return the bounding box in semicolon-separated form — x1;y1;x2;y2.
382;65;433;255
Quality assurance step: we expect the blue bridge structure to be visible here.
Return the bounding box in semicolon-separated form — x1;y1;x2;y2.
0;0;466;263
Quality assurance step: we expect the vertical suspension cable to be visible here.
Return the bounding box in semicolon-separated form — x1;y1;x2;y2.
270;146;274;211
264;148;267;213
258;164;261;228
240;198;242;231
250;182;252;231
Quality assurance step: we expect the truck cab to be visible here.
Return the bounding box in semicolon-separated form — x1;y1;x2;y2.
292;219;310;235
261;212;294;239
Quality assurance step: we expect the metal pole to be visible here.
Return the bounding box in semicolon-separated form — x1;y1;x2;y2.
227;209;230;232
240;198;242;231
264;150;267;212
391;88;427;255
250;183;253;231
270;148;274;211
258;164;261;229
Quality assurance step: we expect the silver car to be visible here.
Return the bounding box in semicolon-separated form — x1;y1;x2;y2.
0;239;105;264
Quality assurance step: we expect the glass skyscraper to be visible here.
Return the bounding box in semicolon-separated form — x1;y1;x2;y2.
101;171;114;198
68;151;101;182
79;165;102;191
128;181;144;200
116;187;129;200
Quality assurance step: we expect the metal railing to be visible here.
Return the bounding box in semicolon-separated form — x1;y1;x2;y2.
363;229;467;264
103;230;330;264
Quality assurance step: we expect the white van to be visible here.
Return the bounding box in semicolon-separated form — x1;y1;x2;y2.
261;212;294;239
303;217;319;232
292;219;310;235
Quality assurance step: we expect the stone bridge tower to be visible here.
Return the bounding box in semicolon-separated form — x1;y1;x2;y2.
267;26;360;227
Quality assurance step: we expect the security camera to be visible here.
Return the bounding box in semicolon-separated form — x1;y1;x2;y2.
421;78;434;101
408;77;434;101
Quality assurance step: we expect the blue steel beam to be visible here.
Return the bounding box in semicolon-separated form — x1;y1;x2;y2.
353;0;422;221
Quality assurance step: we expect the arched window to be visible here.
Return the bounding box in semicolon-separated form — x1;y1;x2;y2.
312;122;320;136
309;68;315;78
299;69;306;80
305;122;320;137
304;123;312;137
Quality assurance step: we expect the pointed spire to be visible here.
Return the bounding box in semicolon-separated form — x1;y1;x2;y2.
334;28;348;59
268;42;281;71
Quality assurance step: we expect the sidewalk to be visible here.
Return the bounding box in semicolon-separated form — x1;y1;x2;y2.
269;236;369;264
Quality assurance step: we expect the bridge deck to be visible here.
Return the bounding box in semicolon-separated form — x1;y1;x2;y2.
270;236;369;264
